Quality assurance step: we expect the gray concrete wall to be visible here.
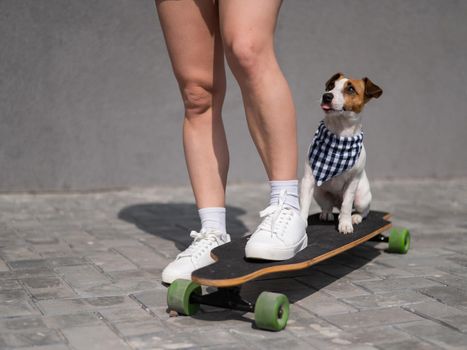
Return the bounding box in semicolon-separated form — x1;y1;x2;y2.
1;0;466;192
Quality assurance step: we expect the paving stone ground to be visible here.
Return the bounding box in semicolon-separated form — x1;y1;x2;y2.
0;179;467;349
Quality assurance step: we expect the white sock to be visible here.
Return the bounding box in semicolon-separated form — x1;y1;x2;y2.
269;179;300;211
198;207;226;234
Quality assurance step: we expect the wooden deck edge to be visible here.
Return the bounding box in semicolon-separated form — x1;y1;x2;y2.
192;222;392;288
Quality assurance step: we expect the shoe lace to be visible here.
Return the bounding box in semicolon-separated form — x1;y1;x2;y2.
176;228;223;260
258;188;294;237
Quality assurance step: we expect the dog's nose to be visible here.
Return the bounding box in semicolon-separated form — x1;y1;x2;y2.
322;93;333;104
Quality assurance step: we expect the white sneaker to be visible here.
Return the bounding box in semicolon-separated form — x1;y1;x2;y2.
161;228;231;284
245;188;308;260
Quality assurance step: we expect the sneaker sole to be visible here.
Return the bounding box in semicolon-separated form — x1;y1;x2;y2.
161;270;192;284
245;233;308;261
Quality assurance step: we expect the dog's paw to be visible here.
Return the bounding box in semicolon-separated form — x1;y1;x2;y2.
338;220;354;234
320;212;334;221
352;214;362;225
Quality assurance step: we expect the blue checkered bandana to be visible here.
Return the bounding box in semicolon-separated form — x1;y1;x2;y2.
308;120;364;187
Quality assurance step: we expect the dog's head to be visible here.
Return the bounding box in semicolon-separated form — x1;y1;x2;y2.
321;73;382;115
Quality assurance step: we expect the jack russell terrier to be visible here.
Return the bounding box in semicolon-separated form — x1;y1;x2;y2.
299;73;383;234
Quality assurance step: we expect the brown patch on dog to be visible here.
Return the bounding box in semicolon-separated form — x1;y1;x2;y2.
363;77;383;101
343;77;383;112
325;72;343;91
343;79;366;113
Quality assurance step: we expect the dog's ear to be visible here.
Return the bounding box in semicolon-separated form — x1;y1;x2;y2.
363;77;383;99
325;72;343;91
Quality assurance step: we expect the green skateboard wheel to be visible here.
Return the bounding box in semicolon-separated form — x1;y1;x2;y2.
388;228;411;254
254;291;289;331
167;279;201;316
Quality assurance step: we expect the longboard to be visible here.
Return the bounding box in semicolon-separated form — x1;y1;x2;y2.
193;210;392;287
166;210;410;331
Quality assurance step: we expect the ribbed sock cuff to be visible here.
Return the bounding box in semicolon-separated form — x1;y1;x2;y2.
269;179;300;211
198;207;226;234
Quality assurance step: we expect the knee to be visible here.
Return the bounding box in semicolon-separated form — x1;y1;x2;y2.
179;83;221;119
223;36;271;78
179;79;225;118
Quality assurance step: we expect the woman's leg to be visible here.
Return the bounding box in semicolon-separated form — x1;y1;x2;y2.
156;0;232;284
218;0;297;181
156;0;228;209
218;0;307;260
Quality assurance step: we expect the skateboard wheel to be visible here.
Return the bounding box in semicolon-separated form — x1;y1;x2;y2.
254;292;289;331
388;228;411;254
167;279;201;316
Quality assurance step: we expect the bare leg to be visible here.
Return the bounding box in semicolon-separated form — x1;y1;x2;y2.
155;0;228;209
218;0;298;181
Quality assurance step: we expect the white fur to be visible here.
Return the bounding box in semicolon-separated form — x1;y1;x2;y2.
300;81;372;234
328;78;347;112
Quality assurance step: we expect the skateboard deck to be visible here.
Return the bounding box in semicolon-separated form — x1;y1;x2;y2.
192;210;392;287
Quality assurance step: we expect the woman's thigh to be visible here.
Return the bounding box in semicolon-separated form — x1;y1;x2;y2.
155;0;225;111
218;0;282;66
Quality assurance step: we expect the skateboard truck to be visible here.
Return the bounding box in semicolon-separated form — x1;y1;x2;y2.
369;233;389;242
167;279;289;331
190;286;254;313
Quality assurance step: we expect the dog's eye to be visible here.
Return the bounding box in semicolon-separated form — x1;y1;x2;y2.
347;85;356;94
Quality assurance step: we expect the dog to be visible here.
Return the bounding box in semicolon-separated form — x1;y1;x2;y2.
299;72;383;234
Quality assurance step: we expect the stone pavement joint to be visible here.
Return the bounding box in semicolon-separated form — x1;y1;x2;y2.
0;180;467;349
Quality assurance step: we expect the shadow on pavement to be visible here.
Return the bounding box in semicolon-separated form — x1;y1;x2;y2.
118;202;249;252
